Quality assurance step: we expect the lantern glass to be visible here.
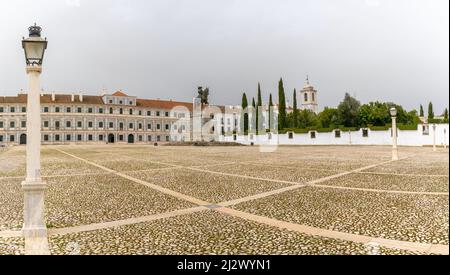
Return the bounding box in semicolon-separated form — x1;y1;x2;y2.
22;39;47;66
390;107;397;117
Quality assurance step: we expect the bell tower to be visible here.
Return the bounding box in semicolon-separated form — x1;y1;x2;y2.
299;76;318;114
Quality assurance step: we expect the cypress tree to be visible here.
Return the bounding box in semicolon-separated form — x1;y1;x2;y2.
292;89;299;128
428;102;434;119
256;83;263;134
251;97;256;133
444;108;449;123
278;78;287;130
268;93;274;130
419;104;424;117
241;93;249;134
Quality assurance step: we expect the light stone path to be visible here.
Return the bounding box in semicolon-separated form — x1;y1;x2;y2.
312;184;449;196
50;148;449;255
48;206;206;236
355;171;449;178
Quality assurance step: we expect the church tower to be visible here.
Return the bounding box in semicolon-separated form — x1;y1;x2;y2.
299;76;318;114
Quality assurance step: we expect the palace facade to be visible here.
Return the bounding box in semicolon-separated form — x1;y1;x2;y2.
0;91;197;145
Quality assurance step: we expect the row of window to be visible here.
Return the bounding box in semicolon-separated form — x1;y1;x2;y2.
0;106;26;113
0;134;174;143
0;105;189;118
0;120;188;131
286;129;370;139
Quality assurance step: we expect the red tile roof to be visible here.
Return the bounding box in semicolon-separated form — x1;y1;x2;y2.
112;91;128;97
137;99;193;111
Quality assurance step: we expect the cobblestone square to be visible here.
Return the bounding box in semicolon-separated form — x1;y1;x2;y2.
0;145;448;255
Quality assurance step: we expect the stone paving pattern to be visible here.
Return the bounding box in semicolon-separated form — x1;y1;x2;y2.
0;145;448;255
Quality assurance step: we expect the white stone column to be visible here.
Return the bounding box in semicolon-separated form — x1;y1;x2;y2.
392;116;399;161
432;124;437;152
22;66;49;255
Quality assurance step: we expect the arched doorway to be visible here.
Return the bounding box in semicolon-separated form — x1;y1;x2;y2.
108;134;115;144
20;134;27;145
128;134;134;144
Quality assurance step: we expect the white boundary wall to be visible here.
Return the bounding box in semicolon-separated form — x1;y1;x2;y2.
220;124;449;147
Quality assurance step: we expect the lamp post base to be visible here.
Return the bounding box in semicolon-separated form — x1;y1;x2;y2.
392;149;399;161
21;180;50;255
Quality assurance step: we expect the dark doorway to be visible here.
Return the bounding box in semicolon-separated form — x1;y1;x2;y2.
20;134;27;145
128;134;134;144
108;134;115;143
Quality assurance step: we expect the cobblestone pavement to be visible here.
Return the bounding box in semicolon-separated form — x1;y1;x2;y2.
48;211;423;255
0;145;448;255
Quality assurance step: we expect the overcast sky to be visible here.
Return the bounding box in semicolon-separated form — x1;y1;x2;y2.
0;0;448;112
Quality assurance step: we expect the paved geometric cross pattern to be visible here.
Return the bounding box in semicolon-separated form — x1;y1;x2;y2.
0;145;448;255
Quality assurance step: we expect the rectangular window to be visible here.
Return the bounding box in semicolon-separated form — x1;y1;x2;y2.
165;136;170;142
138;123;142;130
119;135;124;141
0;135;3;142
109;122;114;129
44;135;49;142
310;131;316;139
362;129;369;138
0;121;3;128
44;121;49;128
165;124;169;130
22;107;26;112
335;130;341;138
55;107;60;113
10;135;15;142
157;135;161;142
156;111;160;117
66;107;71;113
10;121;15;128
129;123;133;129
147;111;151;116
66;134;71;141
147;123;152;130
99;108;104;114
66;121;71;128
44;107;49;113
157;124;161;130
77;121;82;128
10;107;15;113
88;121;93;128
77;107;82;113
139;135;143;142
288;132;294;139
88;108;93;113
55;135;60;142
88;135;93;141
147;135;152;142
0;107;3;112
77;135;82;141
129;109;133;115
55;121;60;129
99;135;104;141
98;122;103;128
165;112;169;117
21;121;26;128
139;110;142;116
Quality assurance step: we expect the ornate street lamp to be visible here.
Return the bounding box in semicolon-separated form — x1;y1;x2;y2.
21;24;49;255
390;107;399;161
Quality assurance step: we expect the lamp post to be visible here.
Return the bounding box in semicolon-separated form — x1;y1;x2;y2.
21;24;49;255
432;124;437;152
390;107;398;161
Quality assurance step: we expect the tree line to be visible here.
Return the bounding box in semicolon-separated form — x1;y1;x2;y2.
240;78;449;134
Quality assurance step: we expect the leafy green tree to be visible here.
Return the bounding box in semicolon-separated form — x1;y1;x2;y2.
298;109;318;128
444;108;449;123
292;89;299;128
278;78;287;130
241;93;249;134
318;107;340;128
337;93;360;127
428;102;434;119
419;105;424;117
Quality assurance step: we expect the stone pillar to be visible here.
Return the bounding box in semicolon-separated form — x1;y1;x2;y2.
22;66;50;255
392;116;398;161
433;124;437;152
193;97;202;142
